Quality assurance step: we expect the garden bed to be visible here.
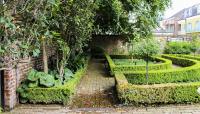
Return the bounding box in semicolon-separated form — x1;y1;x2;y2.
19;56;90;105
113;54;200;105
125;55;200;84
104;53;172;75
115;73;200;105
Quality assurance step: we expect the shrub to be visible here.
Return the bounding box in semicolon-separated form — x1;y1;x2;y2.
175;54;200;61
113;56;172;73
26;67;88;104
17;56;90;104
125;55;200;84
164;42;193;54
116;73;200;105
104;53;172;75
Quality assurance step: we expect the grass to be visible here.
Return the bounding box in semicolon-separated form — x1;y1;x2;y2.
113;59;159;66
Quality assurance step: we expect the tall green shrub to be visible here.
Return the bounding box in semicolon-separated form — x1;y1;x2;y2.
164;42;193;54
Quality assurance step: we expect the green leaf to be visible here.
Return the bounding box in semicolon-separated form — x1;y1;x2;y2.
33;49;40;57
28;80;38;88
39;74;55;87
54;79;62;87
64;68;74;81
27;70;41;82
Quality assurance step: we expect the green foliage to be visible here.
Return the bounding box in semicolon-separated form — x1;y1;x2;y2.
17;56;90;104
116;73;200;105
54;79;62;87
94;0;171;38
18;68;73;103
104;52;116;75
164;42;193;54
113;59;154;65
129;38;160;59
190;34;200;55
125;55;200;84
105;53;172;74
28;81;38;88
68;54;87;72
64;68;74;81
1;0;95;70
175;54;200;61
40;74;55;87
27;70;41;82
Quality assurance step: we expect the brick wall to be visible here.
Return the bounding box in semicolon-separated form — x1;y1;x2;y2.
3;46;56;110
91;35;129;54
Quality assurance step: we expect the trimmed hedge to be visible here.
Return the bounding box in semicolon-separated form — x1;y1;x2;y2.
25;56;90;105
104;53;172;75
126;55;200;84
174;54;200;61
116;73;200;105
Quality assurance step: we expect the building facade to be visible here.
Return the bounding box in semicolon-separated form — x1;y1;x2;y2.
161;3;200;36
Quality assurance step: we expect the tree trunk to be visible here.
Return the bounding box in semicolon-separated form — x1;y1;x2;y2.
146;59;149;84
42;40;48;73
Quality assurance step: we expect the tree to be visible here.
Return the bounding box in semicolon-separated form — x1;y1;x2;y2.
94;0;171;39
0;0;96;74
129;38;160;83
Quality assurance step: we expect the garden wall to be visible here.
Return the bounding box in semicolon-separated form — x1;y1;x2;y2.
3;46;56;110
91;35;128;54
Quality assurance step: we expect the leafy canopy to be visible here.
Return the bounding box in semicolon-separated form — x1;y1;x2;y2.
94;0;171;39
129;38;160;59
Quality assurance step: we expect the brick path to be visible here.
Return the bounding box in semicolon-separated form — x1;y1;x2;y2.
70;59;118;108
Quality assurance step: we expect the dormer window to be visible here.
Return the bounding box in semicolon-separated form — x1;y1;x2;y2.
189;8;192;16
197;5;200;14
184;10;188;18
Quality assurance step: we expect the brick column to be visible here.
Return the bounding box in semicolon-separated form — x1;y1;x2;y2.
4;68;17;110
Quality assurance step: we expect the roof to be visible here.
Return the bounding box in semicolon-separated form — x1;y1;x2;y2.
166;3;200;21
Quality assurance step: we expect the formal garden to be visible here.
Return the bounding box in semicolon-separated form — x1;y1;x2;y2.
2;0;200;113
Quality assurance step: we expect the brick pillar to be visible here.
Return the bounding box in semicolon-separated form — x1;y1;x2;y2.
4;68;17;110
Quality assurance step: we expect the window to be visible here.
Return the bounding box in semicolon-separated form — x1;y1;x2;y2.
187;23;192;32
189;8;192;16
184;10;188;18
197;5;200;14
196;21;200;31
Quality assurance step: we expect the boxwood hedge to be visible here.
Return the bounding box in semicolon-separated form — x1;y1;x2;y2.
104;53;172;75
116;73;200;105
24;56;90;105
126;55;200;84
174;54;200;61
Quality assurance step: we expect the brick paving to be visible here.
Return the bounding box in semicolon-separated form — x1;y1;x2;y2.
4;58;200;114
70;59;118;108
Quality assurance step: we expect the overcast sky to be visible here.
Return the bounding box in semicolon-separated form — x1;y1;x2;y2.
164;0;200;19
